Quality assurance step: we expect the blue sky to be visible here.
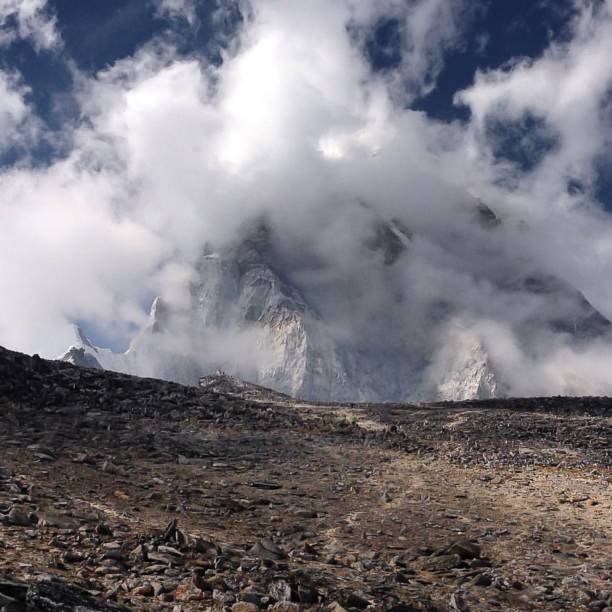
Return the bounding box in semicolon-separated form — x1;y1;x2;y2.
8;1;577;112
0;4;557;108
1;0;612;358
4;0;609;209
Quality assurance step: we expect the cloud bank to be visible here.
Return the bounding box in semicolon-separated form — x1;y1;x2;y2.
1;0;612;396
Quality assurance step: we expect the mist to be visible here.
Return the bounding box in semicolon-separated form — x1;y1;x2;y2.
2;0;612;397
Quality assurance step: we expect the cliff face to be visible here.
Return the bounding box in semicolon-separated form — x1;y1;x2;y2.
60;207;610;401
190;228;354;400
426;327;500;402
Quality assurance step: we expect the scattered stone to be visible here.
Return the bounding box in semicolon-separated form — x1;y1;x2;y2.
130;544;148;562
101;460;122;475
62;551;84;563
450;591;468;611
439;539;481;560
381;490;393;503
269;604;300;612
420;554;464;572
73;452;96;465
0;345;610;611
134;583;154;597
269;580;292;602
7;506;34;527
247;481;282;490
250;539;286;561
28;576;122;611
472;573;493;587
152;581;165;596
233;603;260;612
341;591;371;609
96;522;113;536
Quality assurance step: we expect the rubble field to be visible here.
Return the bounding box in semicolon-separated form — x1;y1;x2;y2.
0;346;610;611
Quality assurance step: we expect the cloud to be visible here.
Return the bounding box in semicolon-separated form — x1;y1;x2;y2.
1;0;612;396
0;0;60;50
457;0;612;182
155;0;197;24
0;157;166;355
454;0;612;316
0;71;34;151
0;0;470;358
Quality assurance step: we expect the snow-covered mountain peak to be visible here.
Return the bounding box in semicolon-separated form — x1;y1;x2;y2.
60;207;611;401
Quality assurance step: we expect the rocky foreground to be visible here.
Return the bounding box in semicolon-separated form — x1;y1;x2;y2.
0;347;610;611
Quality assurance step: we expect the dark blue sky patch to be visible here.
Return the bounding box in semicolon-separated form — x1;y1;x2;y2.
0;146;21;171
413;0;576;121
52;0;163;73
0;39;73;129
0;37;74;170
364;17;403;73
51;0;244;72
595;156;612;211
567;177;585;197
484;112;559;173
0;138;61;172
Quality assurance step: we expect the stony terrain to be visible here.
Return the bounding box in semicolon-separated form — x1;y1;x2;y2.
0;346;610;611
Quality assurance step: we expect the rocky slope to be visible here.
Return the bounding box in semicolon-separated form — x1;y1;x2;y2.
61;205;611;402
1;345;611;611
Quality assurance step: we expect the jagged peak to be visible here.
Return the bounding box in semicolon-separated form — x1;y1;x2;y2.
70;324;97;352
148;296;170;333
61;346;103;370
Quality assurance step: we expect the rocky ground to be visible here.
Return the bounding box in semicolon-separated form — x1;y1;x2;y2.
0;346;610;611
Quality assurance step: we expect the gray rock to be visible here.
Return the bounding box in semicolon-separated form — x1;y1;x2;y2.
7;506;34;527
439;539;481;560
269;580;292;603
249;539;286;561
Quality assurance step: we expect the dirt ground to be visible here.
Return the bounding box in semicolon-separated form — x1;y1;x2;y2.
0;347;610;611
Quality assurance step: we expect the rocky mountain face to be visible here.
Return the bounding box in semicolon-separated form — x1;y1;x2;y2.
429;327;500;402
61;204;611;401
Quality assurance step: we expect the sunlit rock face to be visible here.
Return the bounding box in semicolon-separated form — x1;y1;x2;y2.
426;327;501;402
190;227;354;400
60;204;610;401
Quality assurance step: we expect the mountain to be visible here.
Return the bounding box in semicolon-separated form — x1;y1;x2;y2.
61;297;202;385
60;203;611;401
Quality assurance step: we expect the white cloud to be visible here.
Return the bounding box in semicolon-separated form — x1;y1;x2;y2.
1;0;612;396
0;0;60;50
457;2;612;186
0;157;166;355
0;70;41;153
348;0;471;102
0;71;28;146
455;0;612;315
0;0;471;357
